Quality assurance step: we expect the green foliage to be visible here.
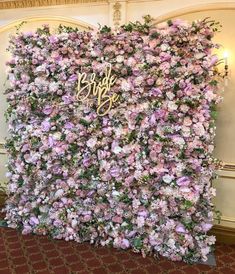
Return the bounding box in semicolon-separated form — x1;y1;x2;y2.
33;207;40;216
182;200;193;210
127;130;137;143
79;166;99;179
99;25;111;34
114;181;122;190
58;24;80;33
119;193;132;204
15;21;27;34
136;113;144;123
133;237;143;250
121;15;154;34
50;114;61;122
69;143;78;153
28;96;38;111
79;118;91;127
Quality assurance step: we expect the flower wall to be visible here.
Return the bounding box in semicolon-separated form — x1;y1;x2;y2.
4;18;221;263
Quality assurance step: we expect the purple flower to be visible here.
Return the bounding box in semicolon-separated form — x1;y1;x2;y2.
175;224;186;234
176;176;191;186
41;121;51;132
110;167;121;178
42;105;53;115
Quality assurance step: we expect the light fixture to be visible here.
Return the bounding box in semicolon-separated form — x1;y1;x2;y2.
223;50;229;79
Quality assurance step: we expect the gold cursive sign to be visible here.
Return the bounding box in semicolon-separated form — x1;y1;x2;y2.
76;64;119;116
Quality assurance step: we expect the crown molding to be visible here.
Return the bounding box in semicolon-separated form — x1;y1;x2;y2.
0;0;108;9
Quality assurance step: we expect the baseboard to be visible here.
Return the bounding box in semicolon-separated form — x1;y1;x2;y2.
210;225;235;245
0;191;6;208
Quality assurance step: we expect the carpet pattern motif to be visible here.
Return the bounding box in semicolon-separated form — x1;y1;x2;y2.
0;227;235;274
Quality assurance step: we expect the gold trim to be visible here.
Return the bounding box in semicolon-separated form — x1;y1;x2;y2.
153;3;235;24
0;16;94;33
0;0;106;10
221;163;235;172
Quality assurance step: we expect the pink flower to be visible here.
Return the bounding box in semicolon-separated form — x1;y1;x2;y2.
112;216;123;223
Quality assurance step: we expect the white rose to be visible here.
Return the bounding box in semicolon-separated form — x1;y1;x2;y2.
167;239;175;248
168;101;178;111
116;55;124;63
113;146;122;154
71;219;78;228
166;92;175;100
53;132;62;140
160;44;169;51
162;174;174;184
87;137;97;148
195;52;205;59
181;126;191;137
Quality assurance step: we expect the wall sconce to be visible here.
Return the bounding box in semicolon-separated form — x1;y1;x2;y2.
216;50;229;86
223;51;229;80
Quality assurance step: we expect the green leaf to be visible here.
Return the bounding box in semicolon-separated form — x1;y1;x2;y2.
100;25;111;34
0;219;8;227
79;118;91;127
133;237;143;250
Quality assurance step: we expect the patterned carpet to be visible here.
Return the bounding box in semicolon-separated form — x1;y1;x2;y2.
0;225;235;274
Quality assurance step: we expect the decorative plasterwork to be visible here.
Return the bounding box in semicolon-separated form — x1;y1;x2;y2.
113;1;122;29
0;0;107;9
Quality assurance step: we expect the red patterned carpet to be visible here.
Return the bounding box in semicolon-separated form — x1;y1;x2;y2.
0;226;235;274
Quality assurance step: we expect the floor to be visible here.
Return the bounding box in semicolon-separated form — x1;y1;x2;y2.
0;225;235;274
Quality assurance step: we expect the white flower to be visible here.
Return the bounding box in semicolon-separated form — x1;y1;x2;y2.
134;76;144;86
181;126;191;137
168;101;178;111
166;92;175;100
112;191;120;197
137;216;145;228
180;104;189;113
167;238;175;248
53;132;62;140
121;80;131;91
35;64;46;73
162;174;174;184
71;219;78;228
55;189;64;198
195;52;205;59
160;43;169;51
49;82;59;92
87;137;97;148
113;146;122;154
116;55;124;63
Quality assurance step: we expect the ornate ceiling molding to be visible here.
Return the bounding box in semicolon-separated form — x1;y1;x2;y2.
0;0;107;9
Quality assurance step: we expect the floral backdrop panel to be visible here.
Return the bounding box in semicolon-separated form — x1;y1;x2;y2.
3;18;221;263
